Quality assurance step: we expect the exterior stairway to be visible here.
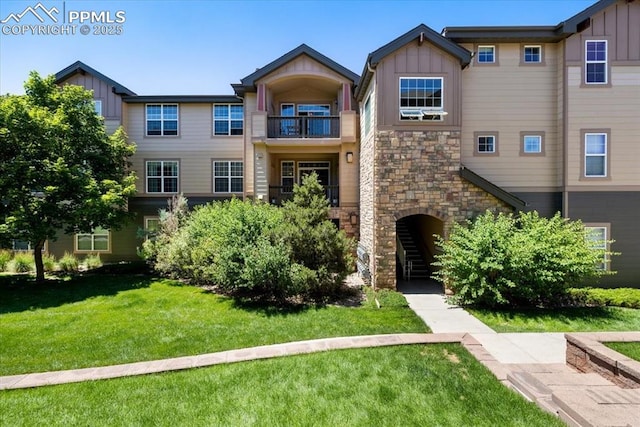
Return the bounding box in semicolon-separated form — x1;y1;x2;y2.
396;220;430;280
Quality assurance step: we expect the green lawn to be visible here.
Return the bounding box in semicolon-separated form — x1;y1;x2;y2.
605;342;640;362
468;306;640;333
0;344;562;427
0;274;427;375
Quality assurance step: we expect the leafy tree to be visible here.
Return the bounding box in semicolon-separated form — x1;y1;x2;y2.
433;211;616;307
0;72;136;281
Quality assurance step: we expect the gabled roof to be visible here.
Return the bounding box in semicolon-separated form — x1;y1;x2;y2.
443;0;620;43
354;24;472;101
55;61;136;96
232;44;360;96
459;166;527;210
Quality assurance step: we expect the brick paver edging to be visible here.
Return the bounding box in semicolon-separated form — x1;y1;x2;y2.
0;333;465;390
565;331;640;388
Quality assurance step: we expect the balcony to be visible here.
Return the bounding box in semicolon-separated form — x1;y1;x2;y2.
267;116;340;139
269;185;340;207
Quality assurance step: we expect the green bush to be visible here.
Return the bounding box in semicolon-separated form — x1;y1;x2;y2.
9;252;34;273
0;250;12;271
58;252;79;273
568;287;640;309
42;253;56;272
433;211;616;308
83;253;103;270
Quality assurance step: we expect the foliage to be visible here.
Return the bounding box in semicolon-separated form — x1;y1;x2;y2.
0;72;137;281
605;342;640;362
42;253;57;272
58;252;79;273
139;193;189;268
0;249;11;271
363;287;410;308
568;287;640;309
83;253;103;270
433;211;616;307
9;252;34;273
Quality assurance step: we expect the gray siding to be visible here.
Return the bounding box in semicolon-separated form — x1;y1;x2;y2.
513;192;563;218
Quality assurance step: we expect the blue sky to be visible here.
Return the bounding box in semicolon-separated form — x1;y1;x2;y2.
1;0;595;95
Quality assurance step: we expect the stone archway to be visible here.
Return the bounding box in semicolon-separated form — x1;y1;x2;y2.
395;210;445;285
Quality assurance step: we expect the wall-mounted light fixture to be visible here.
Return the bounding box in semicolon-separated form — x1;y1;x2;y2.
346;152;354;163
349;212;358;225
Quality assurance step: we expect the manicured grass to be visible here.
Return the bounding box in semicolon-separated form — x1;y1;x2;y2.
468;306;640;333
0;274;427;375
0;344;562;426
468;307;640;332
605;342;640;362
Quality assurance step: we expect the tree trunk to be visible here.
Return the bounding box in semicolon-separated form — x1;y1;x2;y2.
34;240;45;282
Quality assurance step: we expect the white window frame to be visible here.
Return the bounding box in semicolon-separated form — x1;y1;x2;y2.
146;104;179;136
584;133;607;177
213;160;243;193
477;45;495;63
523;45;541;63
281;161;295;193
477;135;496;153
585;226;608;271
75;227;110;253
144;216;160;241
11;240;47;252
523;135;542;153
399;77;445;121
585;40;608;84
93;100;102;117
213;104;243;136
146;160;179;193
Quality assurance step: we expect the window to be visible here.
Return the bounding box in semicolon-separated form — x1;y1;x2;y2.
214;104;243;136
585;133;607;177
477;46;495;63
523;45;541;63
585;41;607;84
213;161;243;193
399;77;444;121
144;217;160;241
477;135;496;153
363;95;371;136
586;226;608;270
281;161;294;192
76;227;109;252
146;160;179;193
94;100;102;116
523;135;542;153
11;240;46;252
146;104;178;136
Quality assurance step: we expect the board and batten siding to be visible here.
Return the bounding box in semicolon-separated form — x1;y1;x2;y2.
126;103;243;195
565;66;640;187
375;39;462;129
460;43;560;190
63;74;122;120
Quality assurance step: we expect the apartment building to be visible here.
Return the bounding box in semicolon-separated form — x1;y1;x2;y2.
46;0;637;288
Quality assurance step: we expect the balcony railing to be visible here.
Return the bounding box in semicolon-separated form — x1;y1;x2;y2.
269;185;340;206
267;116;340;139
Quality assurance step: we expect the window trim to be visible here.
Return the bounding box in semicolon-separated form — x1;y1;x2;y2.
585;224;610;271
281;160;295;193
145;104;179;137
93;99;103;117
476;45;497;65
584;40;608;85
398;76;445;122
212;160;244;194
473;132;499;156
213;104;244;136
520;44;544;65
580;129;610;180
74;227;111;253
145;160;180;194
11;240;47;252
519;131;545;156
144;216;160;241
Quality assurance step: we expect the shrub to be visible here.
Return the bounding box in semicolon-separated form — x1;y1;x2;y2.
568;287;640;309
0;250;12;271
42;254;57;272
433;211;616;308
83;253;103;270
9;252;34;273
58;252;79;273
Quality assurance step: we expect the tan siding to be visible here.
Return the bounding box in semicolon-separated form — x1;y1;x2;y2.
261;55;351;86
460;43;560;189
375;39;462;129
566;66;640;186
63;74;122;119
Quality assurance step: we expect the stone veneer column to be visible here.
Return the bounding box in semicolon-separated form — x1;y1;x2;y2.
370;130;512;289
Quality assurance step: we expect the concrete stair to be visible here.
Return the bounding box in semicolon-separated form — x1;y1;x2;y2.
396;220;430;280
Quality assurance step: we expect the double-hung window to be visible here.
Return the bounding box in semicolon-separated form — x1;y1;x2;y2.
146;160;179;193
399;77;444;121
585;41;607;84
213;161;243;193
585;133;607;177
76;227;109;252
214;104;243;135
146;104;178;136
